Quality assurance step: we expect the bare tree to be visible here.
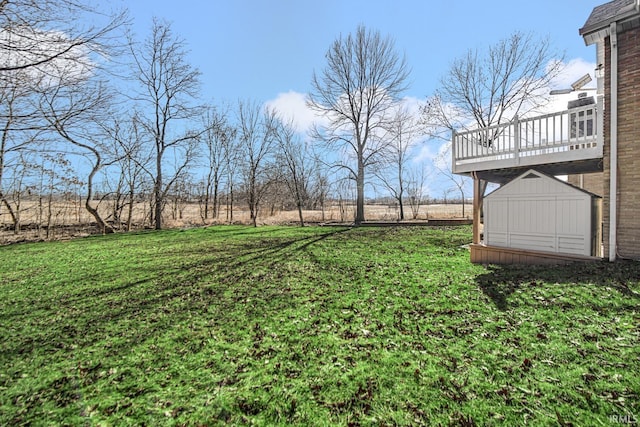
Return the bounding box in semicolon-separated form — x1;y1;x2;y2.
436;164;471;218
273;116;315;226
131;18;202;230
0;0;127;74
31;153;78;238
423;31;564;137
310;164;331;221
422;31;563;237
102;116;152;231
169;174;192;221
308;25;410;225
374;105;423;220
0;0;126;234
223;127;241;224
334;176;356;223
0;69;43;231
200;105;235;220
38;75;116;233
406;165;429;220
3;150;38;233
236;100;277;227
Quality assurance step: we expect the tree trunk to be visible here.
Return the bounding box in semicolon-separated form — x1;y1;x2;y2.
355;160;365;225
212;178;219;219
86;164;114;234
398;160;405;221
154;155;163;230
203;182;210;220
0;136;20;233
46;191;53;239
85;200;114;234
226;184;235;224
297;202;304;227
126;191;134;232
250;201;258;227
0;194;18;233
293;182;305;227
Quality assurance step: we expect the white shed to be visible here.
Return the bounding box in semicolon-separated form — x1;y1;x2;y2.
483;169;602;257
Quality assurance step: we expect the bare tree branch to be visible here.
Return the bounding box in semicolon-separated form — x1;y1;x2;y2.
308;25;410;224
130;18;202;230
236;100;277;227
0;0;128;75
423;31;564;135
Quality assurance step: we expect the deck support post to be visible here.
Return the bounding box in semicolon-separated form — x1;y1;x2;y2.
472;172;487;245
513;114;520;166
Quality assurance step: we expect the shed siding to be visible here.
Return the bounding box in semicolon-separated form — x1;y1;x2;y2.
484;170;596;256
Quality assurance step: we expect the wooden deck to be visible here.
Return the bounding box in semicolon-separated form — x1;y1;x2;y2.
452;97;604;181
470;244;602;265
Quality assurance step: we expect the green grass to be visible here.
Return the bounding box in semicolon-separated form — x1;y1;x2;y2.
0;225;638;426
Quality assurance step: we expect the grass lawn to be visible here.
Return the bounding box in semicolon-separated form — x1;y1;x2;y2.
0;225;638;426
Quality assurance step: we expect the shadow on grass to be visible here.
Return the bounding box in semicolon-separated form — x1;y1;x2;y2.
0;227;354;358
475;260;640;310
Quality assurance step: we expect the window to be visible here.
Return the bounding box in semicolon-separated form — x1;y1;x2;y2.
570;109;594;139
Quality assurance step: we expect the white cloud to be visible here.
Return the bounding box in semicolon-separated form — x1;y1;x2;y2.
549;57;597;91
435;142;452;169
265;90;326;134
541;57;598;115
397;95;424;116
266;91;432;139
0;28;95;87
413;143;438;165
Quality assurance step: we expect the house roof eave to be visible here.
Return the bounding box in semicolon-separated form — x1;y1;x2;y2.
579;0;640;44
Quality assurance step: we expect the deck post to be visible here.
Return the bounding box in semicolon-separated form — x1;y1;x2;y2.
513;114;520;166
472;172;483;244
451;129;457;174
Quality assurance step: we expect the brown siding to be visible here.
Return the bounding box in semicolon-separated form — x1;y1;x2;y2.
603;26;640;259
567;173;604;196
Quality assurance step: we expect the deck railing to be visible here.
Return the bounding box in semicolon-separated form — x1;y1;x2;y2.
452;96;603;174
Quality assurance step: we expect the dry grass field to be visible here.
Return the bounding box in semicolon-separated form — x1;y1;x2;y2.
0;200;470;244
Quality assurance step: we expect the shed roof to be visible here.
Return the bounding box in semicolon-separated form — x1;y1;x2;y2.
485;169;601;199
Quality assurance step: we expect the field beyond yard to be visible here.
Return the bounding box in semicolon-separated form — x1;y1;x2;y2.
1;225;638;425
0;202;469;245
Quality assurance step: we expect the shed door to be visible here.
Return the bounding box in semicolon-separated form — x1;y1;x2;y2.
485;195;591;256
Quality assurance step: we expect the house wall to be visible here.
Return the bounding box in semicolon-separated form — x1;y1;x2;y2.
603;25;640;259
567;172;604;197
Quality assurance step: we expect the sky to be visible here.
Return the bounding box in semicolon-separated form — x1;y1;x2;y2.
119;0;604;199
122;0;603;101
